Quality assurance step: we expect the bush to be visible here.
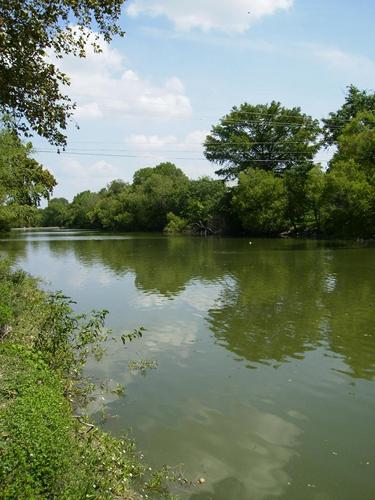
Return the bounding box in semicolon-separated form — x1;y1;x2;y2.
232;168;289;235
164;212;188;233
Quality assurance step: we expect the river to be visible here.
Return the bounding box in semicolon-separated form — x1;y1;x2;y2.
1;230;375;499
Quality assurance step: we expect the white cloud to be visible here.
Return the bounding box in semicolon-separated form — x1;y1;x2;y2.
305;44;375;87
124;130;215;178
45;157;121;199
75;102;103;119
313;47;375;73
126;133;179;150
59;158;119;179
54;29;192;120
125;129;208;152
127;0;294;33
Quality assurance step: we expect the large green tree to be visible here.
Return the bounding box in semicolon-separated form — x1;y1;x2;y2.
204;102;320;180
130;163;189;230
42;197;69;227
0;0;125;147
232;168;288;235
321;111;375;237
182;177;227;235
322;85;375;147
89;180;134;231
0;127;56;230
66;190;99;229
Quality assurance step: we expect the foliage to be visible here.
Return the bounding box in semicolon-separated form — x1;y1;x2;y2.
35;89;375;239
0;344;147;499
130;163;189;231
0;127;56;230
322;160;374;237
204;101;321;180
128;359;158;374
0;345;82;498
42;197;69;227
66;190;100;229
283;164;311;230
164;212;189;233
320;111;375;238
59;163;191;232
322;85;375;146
90;180;135;231
0;260;175;498
121;326;145;345
0;261;108;391
304;165;327;232
183;177;227;235
0;0;125;146
232;168;288;235
330;111;375;172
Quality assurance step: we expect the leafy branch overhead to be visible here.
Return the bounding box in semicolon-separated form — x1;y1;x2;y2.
0;0;126;147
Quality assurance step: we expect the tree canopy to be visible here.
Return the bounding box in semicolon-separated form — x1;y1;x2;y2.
0;0;125;147
0;127;56;229
204;101;321;180
232;168;288;235
37;87;375;240
322;85;375;147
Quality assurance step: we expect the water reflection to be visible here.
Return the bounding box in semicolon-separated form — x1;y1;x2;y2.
2;231;375;380
114;399;301;500
2;231;375;499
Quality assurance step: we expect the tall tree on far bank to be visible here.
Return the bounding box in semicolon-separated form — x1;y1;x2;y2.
0;0;125;147
232;168;288;235
204;102;321;180
322;111;375;237
322;85;375;147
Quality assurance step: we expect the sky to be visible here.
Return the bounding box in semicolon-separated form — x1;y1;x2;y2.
32;0;375;200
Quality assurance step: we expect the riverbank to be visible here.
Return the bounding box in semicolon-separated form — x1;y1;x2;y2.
0;260;173;499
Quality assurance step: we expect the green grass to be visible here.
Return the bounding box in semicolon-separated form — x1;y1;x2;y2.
0;344;142;499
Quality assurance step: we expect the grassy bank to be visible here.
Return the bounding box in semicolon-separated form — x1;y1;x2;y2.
0;260;173;499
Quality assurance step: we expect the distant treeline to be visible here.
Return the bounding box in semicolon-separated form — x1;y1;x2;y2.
2;85;375;238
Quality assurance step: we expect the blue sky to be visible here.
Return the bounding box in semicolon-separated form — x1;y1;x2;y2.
33;0;375;200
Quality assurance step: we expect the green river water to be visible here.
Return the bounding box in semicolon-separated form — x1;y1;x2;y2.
1;230;375;500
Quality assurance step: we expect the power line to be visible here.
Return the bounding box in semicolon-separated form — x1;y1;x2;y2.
34;149;319;162
72;98;368;124
35;150;207;160
36;149;320;156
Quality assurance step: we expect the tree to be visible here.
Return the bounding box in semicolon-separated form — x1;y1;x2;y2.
304;165;327;233
0;127;56;230
130;163;189;230
329;111;375;173
321;111;375;237
283;163;312;231
232;168;288;235
66;190;99;229
183;177;227;235
323;159;374;238
0;128;56;205
89;181;134;231
0;0;124;147
42;197;69;227
322;85;375;147
204;101;320;180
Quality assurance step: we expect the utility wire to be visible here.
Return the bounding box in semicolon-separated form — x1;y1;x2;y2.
35;149;319;162
71;99;363;123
